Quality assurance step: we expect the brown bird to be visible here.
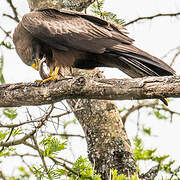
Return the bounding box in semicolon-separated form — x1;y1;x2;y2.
13;8;175;104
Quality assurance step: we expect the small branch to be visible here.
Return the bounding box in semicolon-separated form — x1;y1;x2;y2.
51;111;71;118
0;170;6;180
170;49;180;67
139;165;160;180
0;120;42;128
0;105;54;147
0;75;179;107
47;133;85;138
49;157;80;176
31;135;49;173
0;127;14;153
0;130;36;147
125;12;180;26
0;26;11;39
4;0;19;22
122;100;158;124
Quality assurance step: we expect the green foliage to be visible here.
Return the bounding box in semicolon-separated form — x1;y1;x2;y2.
0;55;5;84
69;156;101;179
133;135;157;161
111;169;138;180
148;109;168;120
32;165;46;179
0;147;15;157
119;107;126;114
40;135;67;157
142;125;151;136
133;136;180;179
0;40;14;49
63;119;77;129
12;128;23;136
90;0;126;26
0;130;9;141
153;110;168;120
17;166;30;179
3;108;17;120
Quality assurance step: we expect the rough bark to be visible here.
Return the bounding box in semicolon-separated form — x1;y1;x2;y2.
23;0;136;179
28;0;95;11
0;74;178;107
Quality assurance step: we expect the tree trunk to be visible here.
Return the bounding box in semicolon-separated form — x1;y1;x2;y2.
26;1;137;179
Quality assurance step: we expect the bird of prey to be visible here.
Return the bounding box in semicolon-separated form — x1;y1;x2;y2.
13;8;175;104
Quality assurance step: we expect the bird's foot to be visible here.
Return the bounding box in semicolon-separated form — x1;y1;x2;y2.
35;67;60;83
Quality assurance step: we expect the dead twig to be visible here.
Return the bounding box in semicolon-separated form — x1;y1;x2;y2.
125;12;180;26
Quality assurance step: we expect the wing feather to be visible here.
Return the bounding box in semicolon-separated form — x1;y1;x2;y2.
22;9;132;53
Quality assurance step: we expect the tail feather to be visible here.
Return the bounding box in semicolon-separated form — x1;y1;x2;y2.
110;44;175;76
100;48;175;105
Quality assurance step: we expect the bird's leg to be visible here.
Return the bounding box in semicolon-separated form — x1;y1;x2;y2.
37;66;60;83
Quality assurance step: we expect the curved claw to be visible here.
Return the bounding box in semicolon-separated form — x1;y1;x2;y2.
38;57;60;83
31;58;40;71
39;57;50;80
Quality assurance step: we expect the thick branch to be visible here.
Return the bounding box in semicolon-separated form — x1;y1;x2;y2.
125;12;180;26
0;75;179;107
28;0;95;11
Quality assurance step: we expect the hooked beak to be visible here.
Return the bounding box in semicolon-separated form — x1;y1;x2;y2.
31;58;40;71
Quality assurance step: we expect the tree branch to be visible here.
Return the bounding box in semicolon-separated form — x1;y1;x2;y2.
125;12;180;26
4;0;20;22
0;75;179;107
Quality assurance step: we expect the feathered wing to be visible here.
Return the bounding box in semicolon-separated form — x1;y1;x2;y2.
21;9;175;77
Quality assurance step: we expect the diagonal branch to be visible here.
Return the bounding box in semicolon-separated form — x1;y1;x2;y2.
125;12;180;26
4;0;20;22
0;75;179;107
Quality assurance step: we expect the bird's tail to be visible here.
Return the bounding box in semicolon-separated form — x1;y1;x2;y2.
107;44;175;78
100;45;175;105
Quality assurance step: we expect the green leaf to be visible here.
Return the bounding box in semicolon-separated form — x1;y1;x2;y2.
0;41;14;49
90;0;126;26
142;125;151;136
40;135;67;157
133;136;156;160
12;128;23;136
153;110;168;120
70;156;101;179
3;108;17;120
0;55;5;84
64;119;77;129
0;130;9;141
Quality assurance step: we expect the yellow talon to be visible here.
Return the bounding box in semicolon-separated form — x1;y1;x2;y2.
31;57;40;71
35;67;60;83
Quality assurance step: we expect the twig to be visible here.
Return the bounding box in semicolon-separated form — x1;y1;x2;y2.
0;26;11;39
170;49;180;67
0;105;54;147
0;120;42;128
51;111;71;118
139;164;160;179
11;152;74;165
31;135;49;173
4;0;19;22
0;170;6;180
125;12;180;26
122;100;158;124
0;127;14;153
47;133;85;138
49;157;80;176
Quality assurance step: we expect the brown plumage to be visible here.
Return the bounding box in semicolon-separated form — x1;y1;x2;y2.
13;8;175;104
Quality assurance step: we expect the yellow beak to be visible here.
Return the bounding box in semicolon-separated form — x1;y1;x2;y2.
31;58;39;71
